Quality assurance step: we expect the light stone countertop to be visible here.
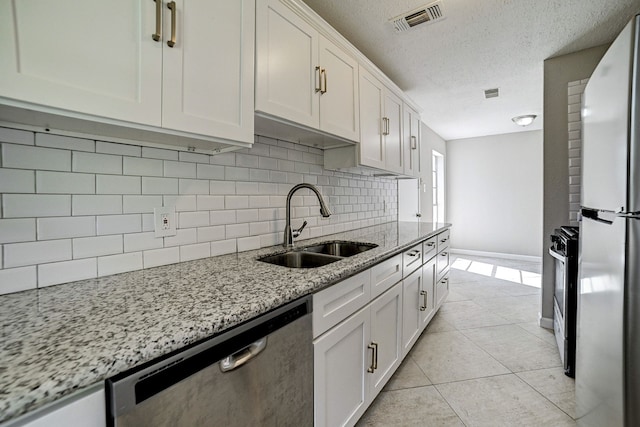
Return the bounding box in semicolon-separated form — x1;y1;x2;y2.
0;221;451;424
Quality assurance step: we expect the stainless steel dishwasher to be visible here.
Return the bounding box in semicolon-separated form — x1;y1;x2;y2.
106;296;313;427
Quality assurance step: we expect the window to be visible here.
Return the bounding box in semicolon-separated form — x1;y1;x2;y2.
432;150;445;223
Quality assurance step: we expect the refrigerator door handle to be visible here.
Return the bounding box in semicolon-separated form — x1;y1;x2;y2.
615;210;640;219
581;207;614;224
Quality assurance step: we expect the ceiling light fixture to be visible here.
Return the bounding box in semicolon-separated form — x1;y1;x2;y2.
512;114;537;126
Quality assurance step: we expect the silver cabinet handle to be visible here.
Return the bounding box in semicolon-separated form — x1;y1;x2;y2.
411;135;417;150
167;1;176;47
441;252;448;256
219;338;267;372
440;238;448;243
152;0;162;41
420;290;428;311
426;242;435;247
407;250;420;257
320;68;327;94
367;342;378;373
315;66;321;93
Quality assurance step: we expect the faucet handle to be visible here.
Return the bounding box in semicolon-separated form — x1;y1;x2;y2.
293;221;308;238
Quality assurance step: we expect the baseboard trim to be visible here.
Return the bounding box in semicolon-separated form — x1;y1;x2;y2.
449;248;541;263
538;316;554;330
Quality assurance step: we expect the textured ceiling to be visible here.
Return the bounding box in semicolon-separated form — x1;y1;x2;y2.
302;0;640;140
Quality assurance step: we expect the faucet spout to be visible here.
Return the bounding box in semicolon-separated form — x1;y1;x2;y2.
284;183;332;248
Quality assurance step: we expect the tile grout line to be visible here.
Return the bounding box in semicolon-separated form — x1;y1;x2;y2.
514;371;577;421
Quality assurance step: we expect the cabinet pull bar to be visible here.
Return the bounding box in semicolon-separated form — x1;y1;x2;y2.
420;290;428;311
372;342;378;371
315;66;321;93
426;242;435;247
167;1;176;47
152;0;162;41
321;68;327;93
411;135;417;150
367;343;376;373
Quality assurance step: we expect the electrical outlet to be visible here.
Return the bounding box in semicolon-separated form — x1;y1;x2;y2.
154;207;176;237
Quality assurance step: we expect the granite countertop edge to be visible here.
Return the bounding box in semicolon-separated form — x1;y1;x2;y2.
0;221;451;424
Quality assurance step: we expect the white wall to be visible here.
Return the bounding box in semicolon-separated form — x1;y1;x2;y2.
446;130;542;257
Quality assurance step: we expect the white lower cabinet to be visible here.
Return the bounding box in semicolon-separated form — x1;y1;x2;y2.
15;387;105;427
314;282;402;427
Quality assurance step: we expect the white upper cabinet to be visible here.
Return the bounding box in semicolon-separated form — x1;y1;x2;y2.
0;0;254;147
162;0;255;143
358;67;386;170
383;90;404;174
403;104;421;177
255;0;359;142
0;0;162;126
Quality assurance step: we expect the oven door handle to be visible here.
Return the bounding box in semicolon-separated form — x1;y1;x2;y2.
548;246;567;263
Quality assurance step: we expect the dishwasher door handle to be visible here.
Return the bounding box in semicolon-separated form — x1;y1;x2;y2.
220;338;268;372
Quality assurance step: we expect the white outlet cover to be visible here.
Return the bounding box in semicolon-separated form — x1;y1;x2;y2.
154;206;177;238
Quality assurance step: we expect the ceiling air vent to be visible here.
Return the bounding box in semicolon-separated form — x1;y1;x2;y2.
390;1;445;33
484;88;499;99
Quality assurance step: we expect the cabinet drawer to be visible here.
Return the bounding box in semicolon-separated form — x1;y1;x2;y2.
313;269;371;338
371;254;402;299
422;237;437;261
436;249;450;280
437;229;450;253
402;243;423;277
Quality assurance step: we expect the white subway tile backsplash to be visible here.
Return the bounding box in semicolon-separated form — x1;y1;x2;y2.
164;161;196;178
123;157;163;176
37;216;95;240
210;180;236;195
97;175;141;195
196;164;224;180
36;171;95;194
98;252;143;276
179;243;210;262
210;239;236;256
197;225;225;243
0;219;35;244
164;228;197;247
237;236;260;252
96;141;141;157
142;147;178;161
0;127;34;145
73;235;123;258
0;266;37;294
179;179;209;195
36;133;94;152
38;258;97;287
73;195;122;216
0;127;398;294
179;152;209;164
196;195;224;211
3;194;71;217
179;211;209;228
123;195;162;214
73;152;122;175
97;214;141;235
142;177;178;195
2;144;70;171
4;239;71;268
0;169;35;193
124;232;163;252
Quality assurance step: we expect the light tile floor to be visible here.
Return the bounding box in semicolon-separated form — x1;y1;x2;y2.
357;254;576;427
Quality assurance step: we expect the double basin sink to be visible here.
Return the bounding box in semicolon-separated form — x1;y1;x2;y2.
258;241;378;268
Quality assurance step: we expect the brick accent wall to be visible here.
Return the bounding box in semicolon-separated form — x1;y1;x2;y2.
567;79;588;225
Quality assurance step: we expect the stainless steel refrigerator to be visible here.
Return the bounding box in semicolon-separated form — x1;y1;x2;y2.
576;14;640;427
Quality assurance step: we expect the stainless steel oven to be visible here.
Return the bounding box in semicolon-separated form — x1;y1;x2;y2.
549;226;579;377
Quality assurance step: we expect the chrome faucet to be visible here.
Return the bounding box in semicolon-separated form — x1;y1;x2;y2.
284;183;332;248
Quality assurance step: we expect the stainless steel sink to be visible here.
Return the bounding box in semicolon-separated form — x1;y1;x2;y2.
258;251;342;268
302;241;378;257
258;241;377;268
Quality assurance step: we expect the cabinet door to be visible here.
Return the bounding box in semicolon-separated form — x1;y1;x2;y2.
383;90;404;174
318;36;359;142
403;105;421;177
421;258;437;329
369;282;402;399
314;308;369;427
401;268;422;357
435;273;450;308
358;67;385;169
162;0;254;143
255;0;319;129
0;0;161;126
